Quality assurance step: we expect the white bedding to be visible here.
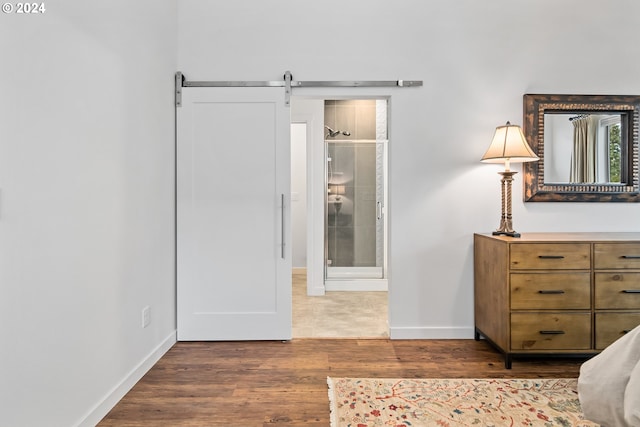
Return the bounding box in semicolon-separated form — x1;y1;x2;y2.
578;324;640;426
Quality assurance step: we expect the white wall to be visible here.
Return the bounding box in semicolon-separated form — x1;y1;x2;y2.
0;1;177;425
290;98;326;295
290;123;307;268
178;0;640;338
545;114;574;183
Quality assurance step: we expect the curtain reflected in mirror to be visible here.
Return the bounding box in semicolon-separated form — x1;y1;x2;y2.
570;115;596;183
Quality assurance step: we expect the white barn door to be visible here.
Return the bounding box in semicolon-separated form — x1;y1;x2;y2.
177;87;291;340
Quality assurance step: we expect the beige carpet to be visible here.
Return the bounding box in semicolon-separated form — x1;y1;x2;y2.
328;377;599;426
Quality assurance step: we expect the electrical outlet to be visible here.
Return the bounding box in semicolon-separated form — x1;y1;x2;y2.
142;306;150;328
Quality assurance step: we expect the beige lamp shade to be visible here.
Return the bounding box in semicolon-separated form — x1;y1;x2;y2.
329;184;346;195
481;121;539;167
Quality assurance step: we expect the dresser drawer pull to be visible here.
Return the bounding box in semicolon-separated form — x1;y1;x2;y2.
538;255;565;259
538;290;565;294
622;289;640;293
621;255;640;259
539;330;565;335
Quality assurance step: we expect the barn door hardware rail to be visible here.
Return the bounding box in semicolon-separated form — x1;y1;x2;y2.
175;71;422;107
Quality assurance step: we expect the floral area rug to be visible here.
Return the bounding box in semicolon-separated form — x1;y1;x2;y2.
327;377;599;426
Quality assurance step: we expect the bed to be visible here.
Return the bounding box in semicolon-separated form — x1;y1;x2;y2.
578;324;640;426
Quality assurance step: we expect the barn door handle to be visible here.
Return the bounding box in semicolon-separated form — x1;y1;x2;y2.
281;194;285;259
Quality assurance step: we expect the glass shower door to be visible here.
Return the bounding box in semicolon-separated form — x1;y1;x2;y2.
325;140;386;280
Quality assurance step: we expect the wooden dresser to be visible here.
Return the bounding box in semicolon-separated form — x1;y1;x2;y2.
474;232;640;368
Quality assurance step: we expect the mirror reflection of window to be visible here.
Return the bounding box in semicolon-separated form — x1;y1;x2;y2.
601;116;622;183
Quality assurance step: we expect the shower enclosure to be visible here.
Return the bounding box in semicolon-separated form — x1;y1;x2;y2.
324;100;387;291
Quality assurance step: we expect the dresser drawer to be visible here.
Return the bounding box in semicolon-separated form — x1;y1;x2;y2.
594;243;640;269
594;272;640;309
511;273;590;310
510;244;590;270
595;313;640;349
511;312;591;350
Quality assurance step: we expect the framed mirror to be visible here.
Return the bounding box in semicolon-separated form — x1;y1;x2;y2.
523;94;640;202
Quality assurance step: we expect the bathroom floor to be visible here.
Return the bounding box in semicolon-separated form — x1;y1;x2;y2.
292;269;389;338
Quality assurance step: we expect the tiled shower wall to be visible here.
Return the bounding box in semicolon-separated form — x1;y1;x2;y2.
324;100;377;141
325;100;379;268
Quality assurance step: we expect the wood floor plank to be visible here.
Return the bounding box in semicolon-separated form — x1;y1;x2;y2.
98;339;587;426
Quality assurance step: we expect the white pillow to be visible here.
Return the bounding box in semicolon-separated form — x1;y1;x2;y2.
578;324;640;427
625;356;640;426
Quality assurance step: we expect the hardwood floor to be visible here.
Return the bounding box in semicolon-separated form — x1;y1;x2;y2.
98;339;588;426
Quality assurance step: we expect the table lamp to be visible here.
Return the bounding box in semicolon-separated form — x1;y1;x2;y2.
481;121;539;237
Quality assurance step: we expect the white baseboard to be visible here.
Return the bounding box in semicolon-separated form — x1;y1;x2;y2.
75;330;177;427
325;279;388;291
389;326;475;339
307;285;326;296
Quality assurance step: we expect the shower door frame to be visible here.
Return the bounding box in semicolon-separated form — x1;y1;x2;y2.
323;137;388;291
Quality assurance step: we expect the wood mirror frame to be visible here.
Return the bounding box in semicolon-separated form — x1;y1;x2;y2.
523;94;640;202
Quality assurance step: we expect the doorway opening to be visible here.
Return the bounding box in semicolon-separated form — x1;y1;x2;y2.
290;97;389;338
